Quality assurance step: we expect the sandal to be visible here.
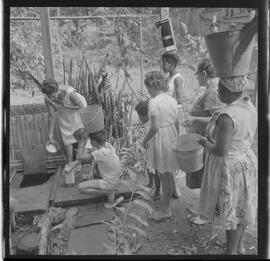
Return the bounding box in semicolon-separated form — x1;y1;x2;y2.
190;215;208;225
104;196;124;209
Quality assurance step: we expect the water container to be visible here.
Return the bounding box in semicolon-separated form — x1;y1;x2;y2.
157;18;177;52
45;140;59;153
64;170;75;186
204;30;255;77
79;104;104;133
172;134;204;173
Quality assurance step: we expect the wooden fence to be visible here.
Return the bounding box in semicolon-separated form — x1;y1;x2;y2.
10;104;66;173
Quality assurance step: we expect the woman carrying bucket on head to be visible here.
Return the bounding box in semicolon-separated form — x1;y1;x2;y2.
143;71;179;221
41;79;87;163
197;76;257;255
193;23;257;254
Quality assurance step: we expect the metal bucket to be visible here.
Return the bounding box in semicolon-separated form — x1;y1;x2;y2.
45;140;59;154
172;134;204;173
79;104;104;133
204;30;256;77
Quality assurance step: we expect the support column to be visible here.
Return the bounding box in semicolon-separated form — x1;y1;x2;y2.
139;17;143;90
39;7;55;79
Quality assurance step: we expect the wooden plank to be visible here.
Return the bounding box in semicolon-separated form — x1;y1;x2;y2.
52;174;135;208
49;166;62;202
74;209;113;228
12;183;51;214
10;14;160;21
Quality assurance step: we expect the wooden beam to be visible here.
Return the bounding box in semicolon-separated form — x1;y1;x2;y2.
10;14;160;21
39;7;55;79
139;17;143;91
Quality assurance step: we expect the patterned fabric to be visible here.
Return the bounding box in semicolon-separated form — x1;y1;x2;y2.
199;96;257;230
219;76;248;92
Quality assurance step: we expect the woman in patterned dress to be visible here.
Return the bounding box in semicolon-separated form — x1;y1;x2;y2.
143;71;179;221
197;76;257;254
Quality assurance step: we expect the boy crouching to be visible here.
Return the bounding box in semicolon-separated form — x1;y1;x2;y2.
75;128;123;208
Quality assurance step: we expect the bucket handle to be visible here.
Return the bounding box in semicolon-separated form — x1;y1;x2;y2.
83;108;103;127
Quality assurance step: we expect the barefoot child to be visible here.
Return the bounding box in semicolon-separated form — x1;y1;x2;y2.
76;128;124;208
135;100;161;201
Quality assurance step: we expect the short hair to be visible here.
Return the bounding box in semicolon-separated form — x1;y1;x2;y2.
73;128;85;141
161;53;180;67
197;59;215;78
89;128;107;145
41;79;58;96
135;100;149;117
144;71;167;91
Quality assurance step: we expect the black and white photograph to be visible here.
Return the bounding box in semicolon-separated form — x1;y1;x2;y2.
4;2;269;258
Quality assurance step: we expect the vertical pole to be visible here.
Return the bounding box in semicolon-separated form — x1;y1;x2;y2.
139;17;143;90
160;8;170;70
39;7;55;79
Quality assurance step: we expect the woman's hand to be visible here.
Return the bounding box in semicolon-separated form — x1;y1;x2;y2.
52;98;64;109
198;137;208;147
182;115;195;127
49;135;57;144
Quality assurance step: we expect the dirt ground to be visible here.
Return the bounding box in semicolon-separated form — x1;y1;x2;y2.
137;174;258;255
10;65;258;256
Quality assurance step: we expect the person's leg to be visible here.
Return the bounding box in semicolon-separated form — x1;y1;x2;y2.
72;142;78;161
159;172;172;214
64;144;73;163
237;224;246;254
146;170;154;188
225;224;243;254
78;179;114;198
171;172;181;198
153;171;161;197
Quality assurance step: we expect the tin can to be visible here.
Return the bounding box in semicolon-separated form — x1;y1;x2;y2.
159;18;177;52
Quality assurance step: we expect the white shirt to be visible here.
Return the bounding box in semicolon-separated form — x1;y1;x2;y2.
91;142;122;180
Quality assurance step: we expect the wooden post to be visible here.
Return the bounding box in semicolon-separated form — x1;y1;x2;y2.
39;7;55;79
160;8;170;70
161;7;170;19
139;17;143;90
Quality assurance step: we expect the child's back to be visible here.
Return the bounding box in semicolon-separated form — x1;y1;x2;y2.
91;142;122;180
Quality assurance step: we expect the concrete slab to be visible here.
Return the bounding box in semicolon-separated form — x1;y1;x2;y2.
74;207;113;228
68;224;113;255
12;183;51;214
52;173;136;208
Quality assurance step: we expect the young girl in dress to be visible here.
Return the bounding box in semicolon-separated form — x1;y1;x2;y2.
135;100;161;201
143;71;179;221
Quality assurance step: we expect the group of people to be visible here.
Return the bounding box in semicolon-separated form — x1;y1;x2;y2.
40;51;257;254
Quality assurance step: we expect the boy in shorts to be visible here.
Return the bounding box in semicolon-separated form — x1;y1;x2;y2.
76;128;124;208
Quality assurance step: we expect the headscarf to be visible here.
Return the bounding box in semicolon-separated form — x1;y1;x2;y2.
219;76;248;92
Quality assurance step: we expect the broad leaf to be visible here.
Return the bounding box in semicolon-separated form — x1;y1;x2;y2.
126;224;147;238
133;199;154;214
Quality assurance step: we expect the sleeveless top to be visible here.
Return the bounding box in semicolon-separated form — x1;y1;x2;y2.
57;85;87;145
166;73;184;100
